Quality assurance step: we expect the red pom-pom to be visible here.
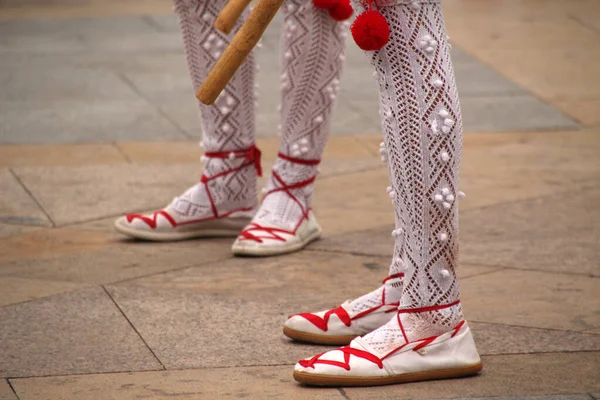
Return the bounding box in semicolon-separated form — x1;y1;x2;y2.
328;0;353;21
313;0;338;9
350;10;390;51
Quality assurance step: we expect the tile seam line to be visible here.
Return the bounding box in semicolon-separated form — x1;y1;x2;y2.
101;285;167;371
106;255;234;286
470;320;600;335
4;362;300;380
8;168;55;227
466;263;599;279
48;165;384;228
305;247;599;279
4;351;600;381
112;142;133;164
567;13;600;36
448;44;583;127
0;284;93;311
115;71;192;140
338;388;351;400
6;379;20;400
459;177;600;216
0;254;231;310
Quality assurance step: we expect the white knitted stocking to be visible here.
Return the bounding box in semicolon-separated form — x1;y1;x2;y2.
170;0;259;219
252;0;348;232
358;0;464;354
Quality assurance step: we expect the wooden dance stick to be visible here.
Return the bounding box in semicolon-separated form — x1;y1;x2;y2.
214;0;253;35
196;0;285;105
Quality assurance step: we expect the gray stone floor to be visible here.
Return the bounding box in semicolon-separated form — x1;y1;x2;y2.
1;6;598;400
0;14;578;145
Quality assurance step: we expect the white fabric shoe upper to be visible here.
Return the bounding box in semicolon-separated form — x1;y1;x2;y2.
295;320;481;379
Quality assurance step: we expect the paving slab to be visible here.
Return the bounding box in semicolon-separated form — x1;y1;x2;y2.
459;95;579;132
462;269;600;332
0;380;16;400
470;322;600;355
106;252;497;370
11;158;381;227
0;168;50;227
11;164;201;226
424;395;591;400
460;187;600;277
342;352;600;399
0;64;139;103
0;14;580;145
0;144;126;168
0;223;40;239
434;396;593;400
106;283;334;370
0;99;187;145
0;276;88;308
114;134;376;165
0;286;162;378
0;228;231;284
117;251;395;305
9;367;344;400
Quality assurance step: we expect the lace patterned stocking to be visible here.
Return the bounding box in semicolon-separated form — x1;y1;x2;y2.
356;0;464;355
253;1;348;230
171;0;258;218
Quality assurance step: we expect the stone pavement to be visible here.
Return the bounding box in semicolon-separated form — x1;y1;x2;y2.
0;0;599;399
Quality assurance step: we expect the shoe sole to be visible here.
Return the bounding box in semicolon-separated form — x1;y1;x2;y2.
293;362;483;387
114;219;248;242
231;226;322;257
283;326;357;346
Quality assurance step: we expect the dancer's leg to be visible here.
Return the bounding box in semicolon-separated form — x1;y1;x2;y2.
232;0;348;256
115;0;260;241
293;0;481;385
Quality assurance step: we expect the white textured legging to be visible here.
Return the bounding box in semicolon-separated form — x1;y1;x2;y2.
358;0;464;349
172;0;348;224
173;0;347;158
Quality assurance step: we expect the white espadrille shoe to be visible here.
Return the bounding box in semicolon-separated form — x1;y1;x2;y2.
294;318;482;387
114;206;255;241
232;153;323;256
283;273;404;345
114;146;261;241
231;210;322;256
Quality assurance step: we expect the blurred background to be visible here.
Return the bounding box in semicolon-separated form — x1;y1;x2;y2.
0;1;599;399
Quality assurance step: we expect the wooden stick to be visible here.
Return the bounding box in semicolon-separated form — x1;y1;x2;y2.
196;0;284;105
214;0;253;35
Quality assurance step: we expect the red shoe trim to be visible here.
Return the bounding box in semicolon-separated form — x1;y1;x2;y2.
238;222;294;243
277;152;320;166
201;145;261;219
299;345;384;371
205;145;262;177
292;272;404;333
294;306;352;332
381;272;404;304
239;154;320;243
126;210;176;228
125;206;254;229
296;306;466;372
397;299;461;315
382;272;404;285
351;303;399;321
127;146;261;230
382;319;467;359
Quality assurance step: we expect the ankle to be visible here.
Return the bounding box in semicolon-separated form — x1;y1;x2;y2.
198;145;262;211
399;301;464;342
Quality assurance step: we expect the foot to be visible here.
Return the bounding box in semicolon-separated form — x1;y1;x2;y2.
114;146;261;241
232;153;322;256
283;274;403;345
293;301;482;387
